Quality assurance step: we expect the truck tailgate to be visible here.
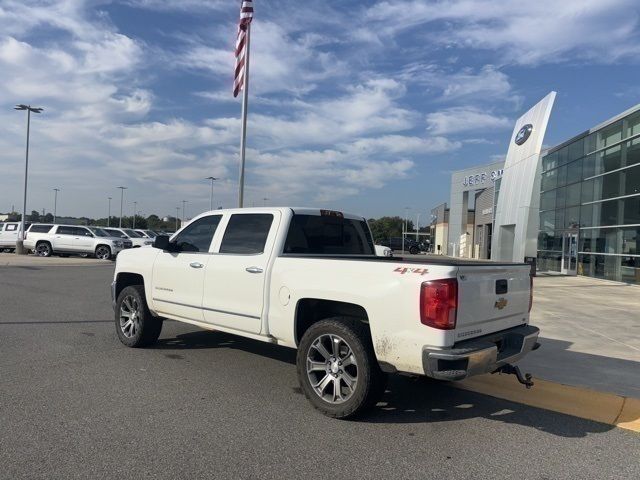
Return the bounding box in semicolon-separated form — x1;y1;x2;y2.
454;265;531;341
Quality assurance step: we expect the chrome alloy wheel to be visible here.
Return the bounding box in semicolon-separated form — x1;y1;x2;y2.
119;295;141;338
306;334;358;404
36;243;51;256
95;246;110;260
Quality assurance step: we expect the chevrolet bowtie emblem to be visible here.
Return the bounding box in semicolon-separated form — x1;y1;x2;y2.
494;298;508;310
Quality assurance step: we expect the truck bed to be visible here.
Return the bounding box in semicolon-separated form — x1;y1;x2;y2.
280;253;525;267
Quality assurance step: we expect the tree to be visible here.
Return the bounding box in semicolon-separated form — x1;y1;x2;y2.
29;210;40;222
43;213;54;223
368;216;414;243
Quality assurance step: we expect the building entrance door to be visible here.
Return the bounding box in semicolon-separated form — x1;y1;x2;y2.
561;231;578;275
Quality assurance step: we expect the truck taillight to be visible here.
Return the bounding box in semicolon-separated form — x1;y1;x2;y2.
420;278;458;330
529;275;533;312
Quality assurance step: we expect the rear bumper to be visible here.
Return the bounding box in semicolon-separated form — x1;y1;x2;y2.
422;325;539;381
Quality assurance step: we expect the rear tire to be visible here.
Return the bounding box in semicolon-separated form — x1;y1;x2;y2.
115;285;163;347
296;317;387;419
36;241;52;257
409;246;419;255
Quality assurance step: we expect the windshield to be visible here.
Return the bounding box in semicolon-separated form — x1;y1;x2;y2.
145;230;157;238
89;228;111;237
103;228;127;238
123;229;142;238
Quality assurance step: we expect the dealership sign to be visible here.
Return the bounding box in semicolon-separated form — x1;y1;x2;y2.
462;169;504;187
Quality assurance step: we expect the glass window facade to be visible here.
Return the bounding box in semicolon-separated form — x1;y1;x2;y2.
538;107;640;284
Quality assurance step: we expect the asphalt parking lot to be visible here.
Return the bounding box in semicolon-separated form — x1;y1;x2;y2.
1;262;639;479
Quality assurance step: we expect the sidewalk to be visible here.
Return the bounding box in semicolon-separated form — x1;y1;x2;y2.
520;274;640;398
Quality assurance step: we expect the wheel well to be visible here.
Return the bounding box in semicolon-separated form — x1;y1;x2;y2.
294;298;369;346
115;272;144;300
36;240;51;245
96;244;111;252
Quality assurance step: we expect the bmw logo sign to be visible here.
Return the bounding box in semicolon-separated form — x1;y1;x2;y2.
515;124;533;145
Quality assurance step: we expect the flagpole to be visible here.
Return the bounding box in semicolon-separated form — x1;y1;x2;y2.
238;23;251;208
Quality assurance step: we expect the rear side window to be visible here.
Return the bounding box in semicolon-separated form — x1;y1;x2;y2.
174;215;222;253
74;227;93;237
57;226;75;235
220;214;274;254
29;225;53;233
284;214;374;255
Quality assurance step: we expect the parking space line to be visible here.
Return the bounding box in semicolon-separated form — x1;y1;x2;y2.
454;374;640;433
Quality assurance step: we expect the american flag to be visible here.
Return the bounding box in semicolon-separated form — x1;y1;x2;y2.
233;0;254;97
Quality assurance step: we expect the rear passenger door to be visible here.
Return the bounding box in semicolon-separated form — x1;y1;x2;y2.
53;226;75;251
202;212;280;333
73;227;95;253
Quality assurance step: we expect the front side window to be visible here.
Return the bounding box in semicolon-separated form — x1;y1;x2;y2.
174;215;222;253
220;214;274;254
123;229;142;238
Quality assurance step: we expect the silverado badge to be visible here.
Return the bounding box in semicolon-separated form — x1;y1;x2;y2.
494;298;508;310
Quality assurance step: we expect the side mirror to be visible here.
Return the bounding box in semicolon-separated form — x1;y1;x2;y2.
153;235;171;250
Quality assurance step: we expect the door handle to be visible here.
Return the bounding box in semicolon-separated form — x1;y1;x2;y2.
245;266;263;274
190;262;204;269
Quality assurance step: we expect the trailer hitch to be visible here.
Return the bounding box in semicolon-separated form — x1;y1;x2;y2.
493;364;534;389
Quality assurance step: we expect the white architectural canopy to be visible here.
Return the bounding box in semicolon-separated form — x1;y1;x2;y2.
492;92;557;262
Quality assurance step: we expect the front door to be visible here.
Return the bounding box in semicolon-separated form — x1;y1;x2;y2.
151;215;222;322
202;212;279;334
561;231;578;275
73;227;95;253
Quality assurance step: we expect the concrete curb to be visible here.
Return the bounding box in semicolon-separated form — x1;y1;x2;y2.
455;374;640;433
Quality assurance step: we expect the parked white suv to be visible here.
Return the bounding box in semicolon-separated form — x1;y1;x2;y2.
134;229;158;239
102;228;153;248
24;224;128;259
0;222;29;252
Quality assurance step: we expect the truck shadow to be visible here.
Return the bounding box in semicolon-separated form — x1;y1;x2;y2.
155;329;620;438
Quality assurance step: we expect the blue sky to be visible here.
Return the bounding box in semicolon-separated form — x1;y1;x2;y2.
1;0;640;221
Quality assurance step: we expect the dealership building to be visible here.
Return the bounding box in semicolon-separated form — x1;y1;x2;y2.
431;94;640;285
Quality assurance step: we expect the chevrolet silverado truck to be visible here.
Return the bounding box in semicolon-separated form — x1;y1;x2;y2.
111;207;539;418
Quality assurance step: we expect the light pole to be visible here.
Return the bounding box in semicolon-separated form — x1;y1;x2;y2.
181;200;187;224
175;206;180;231
263;197;268;207
53;188;60;223
415;213;421;241
14;104;43;254
107;197;112;227
402;206;411;254
205;177;217;211
117;186;127;228
132;201;137;229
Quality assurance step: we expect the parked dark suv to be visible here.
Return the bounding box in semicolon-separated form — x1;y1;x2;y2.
382;237;421;254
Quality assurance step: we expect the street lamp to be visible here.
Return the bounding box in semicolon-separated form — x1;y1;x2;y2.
14;104;43;254
107;197;112;227
205;177;218;211
132;201;138;229
415;213;421;241
181;200;187;224
117;186;127;228
402;206;411;254
53;188;60;223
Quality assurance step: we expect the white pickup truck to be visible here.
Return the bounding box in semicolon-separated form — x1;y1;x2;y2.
111;207;539;418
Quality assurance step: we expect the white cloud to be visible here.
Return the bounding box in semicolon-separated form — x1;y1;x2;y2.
365;0;640;65
426;107;511;135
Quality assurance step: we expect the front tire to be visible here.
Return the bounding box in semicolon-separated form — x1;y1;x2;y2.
95;245;112;260
409;246;419;255
115;285;163;347
296;317;386;419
